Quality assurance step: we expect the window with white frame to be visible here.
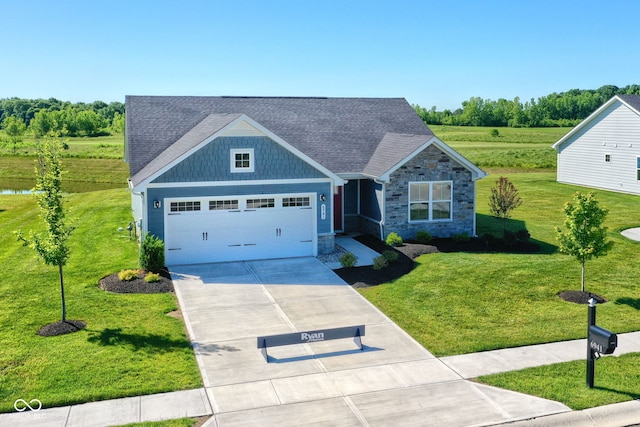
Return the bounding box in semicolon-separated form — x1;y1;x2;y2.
230;149;254;173
605;153;611;163
409;181;452;222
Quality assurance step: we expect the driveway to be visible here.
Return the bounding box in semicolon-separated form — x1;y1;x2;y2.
170;257;568;426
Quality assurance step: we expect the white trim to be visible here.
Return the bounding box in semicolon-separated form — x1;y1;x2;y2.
146;177;333;189
230;148;254;173
377;136;487;183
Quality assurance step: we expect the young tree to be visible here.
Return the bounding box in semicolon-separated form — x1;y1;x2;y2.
555;192;612;293
488;176;523;238
16;136;75;322
2;116;27;155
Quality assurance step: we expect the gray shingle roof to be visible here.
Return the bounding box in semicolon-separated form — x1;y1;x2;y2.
618;94;640;112
125;96;434;180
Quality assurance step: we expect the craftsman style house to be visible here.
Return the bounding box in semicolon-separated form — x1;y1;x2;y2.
126;96;486;265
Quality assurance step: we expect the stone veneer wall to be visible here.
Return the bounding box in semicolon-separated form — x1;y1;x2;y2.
383;144;476;240
317;234;335;254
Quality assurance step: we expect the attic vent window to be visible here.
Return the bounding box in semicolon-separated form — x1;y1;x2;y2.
605;154;611;163
231;149;254;173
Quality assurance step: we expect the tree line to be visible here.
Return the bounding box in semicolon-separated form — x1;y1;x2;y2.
414;84;640;127
0;97;124;137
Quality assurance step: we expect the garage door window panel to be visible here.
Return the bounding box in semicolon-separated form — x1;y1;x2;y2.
283;197;310;207
170;201;201;212
209;200;239;211
246;198;275;209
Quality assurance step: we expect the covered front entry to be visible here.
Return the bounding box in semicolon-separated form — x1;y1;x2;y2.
164;193;316;265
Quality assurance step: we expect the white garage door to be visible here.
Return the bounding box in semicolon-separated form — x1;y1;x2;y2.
164;193;316;265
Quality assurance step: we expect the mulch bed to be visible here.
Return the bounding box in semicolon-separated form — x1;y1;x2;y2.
38;320;87;337
99;269;174;294
557;290;607;304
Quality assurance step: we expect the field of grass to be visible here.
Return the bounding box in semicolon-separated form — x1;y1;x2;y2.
430;125;571;170
0;132;124;159
0;190;202;413
360;172;640;356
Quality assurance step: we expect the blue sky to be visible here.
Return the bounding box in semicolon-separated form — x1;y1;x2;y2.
1;0;638;110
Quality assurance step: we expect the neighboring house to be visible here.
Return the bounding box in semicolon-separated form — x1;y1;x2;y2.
553;94;640;194
125;96;486;265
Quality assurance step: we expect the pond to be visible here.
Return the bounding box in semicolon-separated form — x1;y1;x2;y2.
1;178;127;194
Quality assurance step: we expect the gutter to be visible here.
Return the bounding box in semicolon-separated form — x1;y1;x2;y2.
374;177;386;239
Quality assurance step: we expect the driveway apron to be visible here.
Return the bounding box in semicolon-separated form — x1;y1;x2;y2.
170;257;569;426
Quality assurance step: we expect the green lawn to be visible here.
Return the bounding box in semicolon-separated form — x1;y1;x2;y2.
479;352;640;410
0;190;202;414
360;172;640;356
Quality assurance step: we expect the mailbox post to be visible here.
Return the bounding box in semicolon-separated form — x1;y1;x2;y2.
586;298;596;388
586;298;617;388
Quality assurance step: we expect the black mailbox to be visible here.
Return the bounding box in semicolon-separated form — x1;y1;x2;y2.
588;325;617;355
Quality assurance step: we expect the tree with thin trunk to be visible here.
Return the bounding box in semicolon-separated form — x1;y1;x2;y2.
555;192;611;293
488;176;523;238
3;116;27;155
16;136;75;322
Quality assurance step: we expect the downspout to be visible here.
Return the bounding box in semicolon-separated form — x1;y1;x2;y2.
374;178;386;239
127;179;145;239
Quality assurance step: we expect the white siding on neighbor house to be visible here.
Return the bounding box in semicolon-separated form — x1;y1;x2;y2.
557;100;640;195
130;191;145;239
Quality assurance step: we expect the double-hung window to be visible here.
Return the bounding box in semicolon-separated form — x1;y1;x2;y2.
409;181;452;222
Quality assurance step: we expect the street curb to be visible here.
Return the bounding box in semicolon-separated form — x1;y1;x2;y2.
496;399;640;426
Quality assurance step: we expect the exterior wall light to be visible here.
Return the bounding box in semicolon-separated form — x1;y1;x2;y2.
153;200;161;209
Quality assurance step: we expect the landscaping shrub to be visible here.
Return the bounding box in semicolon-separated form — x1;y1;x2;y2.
504;230;517;247
415;230;432;244
339;252;358;268
453;232;470;243
382;250;399;263
144;272;161;283
140;234;165;273
118;269;139;281
516;228;531;241
490;128;500;137
373;256;388;271
385;232;403;247
482;233;496;246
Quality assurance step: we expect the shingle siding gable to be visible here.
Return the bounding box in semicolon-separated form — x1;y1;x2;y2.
152;136;328;183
